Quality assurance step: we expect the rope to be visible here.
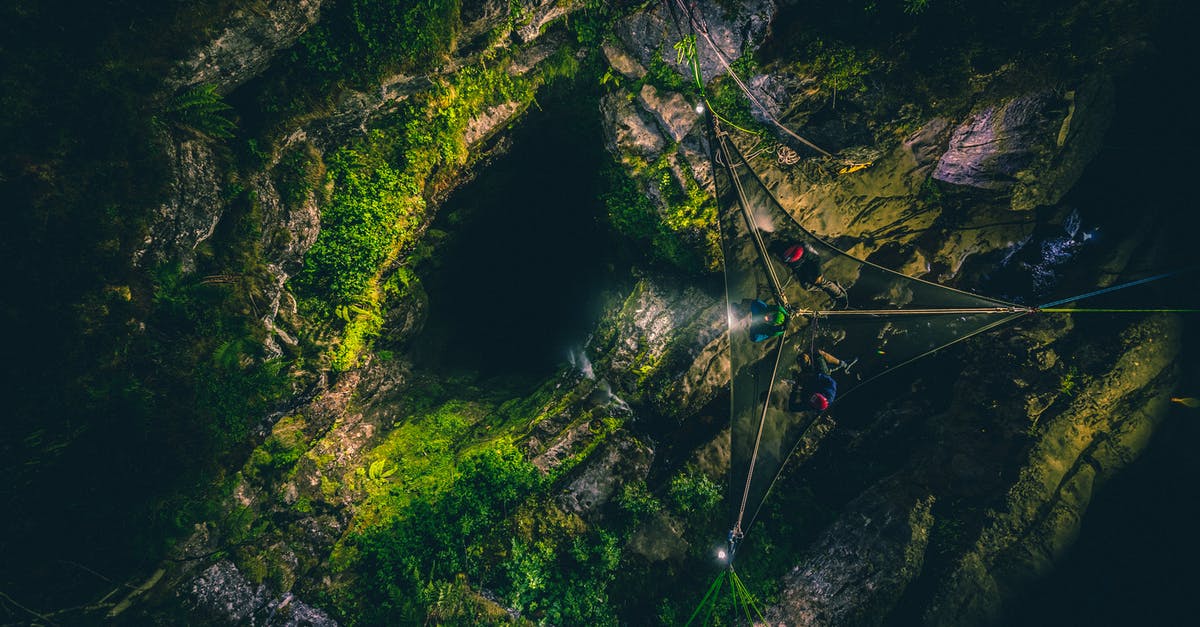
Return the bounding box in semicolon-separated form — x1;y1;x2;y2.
730;569;767;624
738;309;1033;532
684;570;727;627
1037;270;1189;308
1040;307;1200;313
718;131;1025;310
813;307;1033;316
837;311;1031;404
672;0;835;158
716;119;790;306
732;329;788;543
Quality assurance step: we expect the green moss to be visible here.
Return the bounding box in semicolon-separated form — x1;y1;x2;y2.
248;414;309;478
667;467;722;520
616;480;663;528
335;443;545;624
346;399;493;530
320;474;342;501
806;39;876;106
292;61;537;370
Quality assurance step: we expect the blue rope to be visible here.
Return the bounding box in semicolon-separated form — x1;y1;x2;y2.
1038;271;1182;309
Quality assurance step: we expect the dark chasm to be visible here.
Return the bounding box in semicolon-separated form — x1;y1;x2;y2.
409;77;631;386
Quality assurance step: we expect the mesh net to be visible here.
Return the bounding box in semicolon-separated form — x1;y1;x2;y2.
713;122;1029;536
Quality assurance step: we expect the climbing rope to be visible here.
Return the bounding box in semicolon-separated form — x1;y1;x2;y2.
815;306;1033;316
719;131;1026;310
671;0;836;159
1037;269;1193;309
715;119;790;307
731;329;788;547
1039;307;1200;313
684;567;767;626
777;144;801;165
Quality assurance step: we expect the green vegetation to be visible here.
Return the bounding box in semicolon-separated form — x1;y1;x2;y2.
600;153;718;273
250;0;462;127
164;83;237;138
807;39;876;107
339;435;626;625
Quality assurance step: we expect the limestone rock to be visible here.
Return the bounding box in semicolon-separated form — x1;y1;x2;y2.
249;164;321;357
1010;76;1115;211
933;91;1069;193
556;433;654;520
460;0;511;45
614;0;775;85
514;0;578;44
590;278;725;420
767;479;936;626
137;133;223;271
602;41;646;79
167;0;324;93
924;314;1183;626
746;69;821;125
600;91;666;162
637;84;700;143
185;560;336;626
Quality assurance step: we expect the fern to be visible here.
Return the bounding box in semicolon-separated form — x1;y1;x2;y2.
368;458;397;481
167;84;237;139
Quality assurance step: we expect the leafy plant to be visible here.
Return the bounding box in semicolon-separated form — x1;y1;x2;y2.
668;468;722;518
367;459;396;481
166;84;236;138
808;40;874;107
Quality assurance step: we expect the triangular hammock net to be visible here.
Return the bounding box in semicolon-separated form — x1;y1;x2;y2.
712;122;1032;546
668;3;1195;623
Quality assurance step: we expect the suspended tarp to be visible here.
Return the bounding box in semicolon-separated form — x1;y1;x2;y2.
712;122;1029;539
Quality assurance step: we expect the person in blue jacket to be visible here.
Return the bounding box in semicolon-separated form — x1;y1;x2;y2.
746;298;787;342
790;346;856;411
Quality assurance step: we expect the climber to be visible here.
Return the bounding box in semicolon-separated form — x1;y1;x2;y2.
744;298;787;342
778;242;848;306
789;346;857;412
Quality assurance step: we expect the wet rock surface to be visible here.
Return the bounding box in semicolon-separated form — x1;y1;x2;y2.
185;560;337;626
767;478;935;626
167;0;324;93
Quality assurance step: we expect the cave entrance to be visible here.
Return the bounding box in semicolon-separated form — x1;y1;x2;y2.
410;73;628;384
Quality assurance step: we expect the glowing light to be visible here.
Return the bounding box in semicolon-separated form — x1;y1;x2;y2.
696;103;706;114
717;549;727;560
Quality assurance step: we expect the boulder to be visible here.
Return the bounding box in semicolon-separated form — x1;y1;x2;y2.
590;277;725;420
924;314;1183;626
614;0;775;85
136;134;224;271
638;84;701;143
556;433;655;520
603;40;647;79
600;91;667;162
167;0;324;93
766;478;936;626
185;560;336;626
933;91;1069;193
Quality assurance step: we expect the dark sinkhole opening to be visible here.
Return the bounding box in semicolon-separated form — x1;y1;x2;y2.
411;77;629;383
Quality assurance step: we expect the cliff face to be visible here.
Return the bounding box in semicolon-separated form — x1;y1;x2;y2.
6;0;1194;624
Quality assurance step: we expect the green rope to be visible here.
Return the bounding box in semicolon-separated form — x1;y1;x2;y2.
708;102;763;137
1039;308;1200;313
685;570;728;627
730;569;768;624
